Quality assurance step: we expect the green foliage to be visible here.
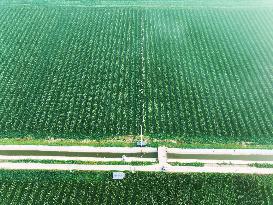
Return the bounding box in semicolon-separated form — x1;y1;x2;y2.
170;162;204;167
143;7;273;143
0;5;143;139
2;159;156;165
2;137;273;149
0;170;273;204
249;163;273;168
0;1;273;144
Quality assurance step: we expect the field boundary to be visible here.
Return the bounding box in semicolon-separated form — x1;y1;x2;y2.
0;145;156;153
2;162;273;174
1;1;273;9
0;145;273;174
1;136;273;149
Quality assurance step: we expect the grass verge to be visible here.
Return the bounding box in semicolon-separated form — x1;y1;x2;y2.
249;163;273;168
169;162;204;167
1;135;273;149
0;159;156;166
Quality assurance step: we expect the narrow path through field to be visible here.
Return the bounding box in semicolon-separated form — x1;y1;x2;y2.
140;11;146;137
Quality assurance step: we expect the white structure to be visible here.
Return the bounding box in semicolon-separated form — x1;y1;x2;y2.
113;172;125;180
158;146;168;165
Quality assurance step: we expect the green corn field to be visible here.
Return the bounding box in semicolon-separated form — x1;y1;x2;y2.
0;170;272;205
0;0;272;144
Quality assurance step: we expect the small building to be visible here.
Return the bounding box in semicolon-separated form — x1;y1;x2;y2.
112;172;125;180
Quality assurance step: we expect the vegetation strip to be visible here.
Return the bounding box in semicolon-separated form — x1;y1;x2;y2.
1;137;273;149
1;0;272;8
2;162;273;174
0;159;156;166
169;162;204;167
249;163;273;168
0;145;157;153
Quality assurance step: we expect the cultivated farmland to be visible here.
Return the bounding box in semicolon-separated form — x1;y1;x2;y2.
0;0;273;144
0;170;273;204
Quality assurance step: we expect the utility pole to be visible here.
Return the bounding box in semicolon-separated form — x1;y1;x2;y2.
140;125;143;146
136;125;146;147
